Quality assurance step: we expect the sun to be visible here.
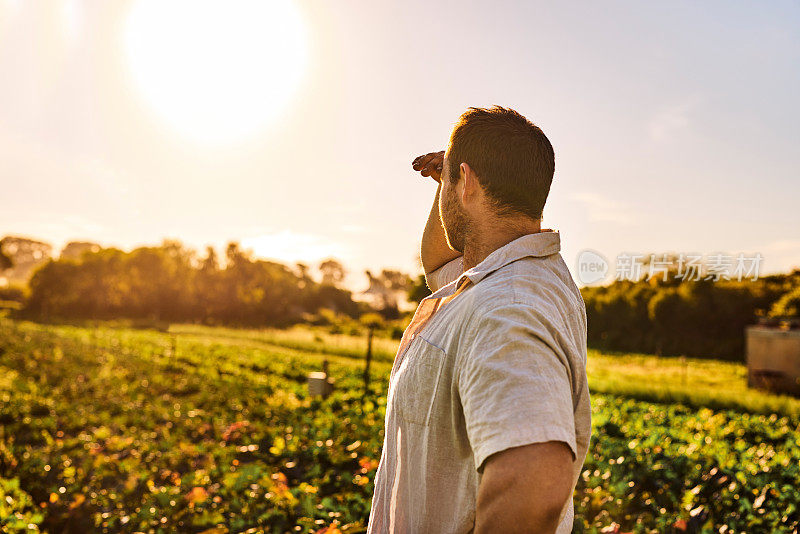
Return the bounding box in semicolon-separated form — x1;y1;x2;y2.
124;0;307;144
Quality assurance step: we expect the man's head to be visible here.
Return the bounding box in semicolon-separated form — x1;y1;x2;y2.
439;106;554;253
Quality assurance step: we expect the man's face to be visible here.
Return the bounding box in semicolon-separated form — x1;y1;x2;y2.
439;152;469;254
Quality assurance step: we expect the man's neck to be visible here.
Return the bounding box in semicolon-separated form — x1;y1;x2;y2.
462;217;543;271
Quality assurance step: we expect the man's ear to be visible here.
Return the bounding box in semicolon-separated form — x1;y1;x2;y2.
460;162;479;202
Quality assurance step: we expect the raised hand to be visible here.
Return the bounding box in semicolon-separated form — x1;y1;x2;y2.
412;151;445;183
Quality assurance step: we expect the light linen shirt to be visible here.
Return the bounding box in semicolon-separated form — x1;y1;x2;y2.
367;230;592;534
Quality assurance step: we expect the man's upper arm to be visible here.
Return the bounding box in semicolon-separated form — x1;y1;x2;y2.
476;441;575;533
424;255;463;293
457;302;578;472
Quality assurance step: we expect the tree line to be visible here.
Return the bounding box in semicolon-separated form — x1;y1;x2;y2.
5;235;800;362
581;268;800;362
12;240;422;327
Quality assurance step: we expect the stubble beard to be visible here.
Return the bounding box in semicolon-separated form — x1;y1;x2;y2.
441;181;469;254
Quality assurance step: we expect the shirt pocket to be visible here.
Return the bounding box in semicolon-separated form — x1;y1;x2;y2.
394;335;446;426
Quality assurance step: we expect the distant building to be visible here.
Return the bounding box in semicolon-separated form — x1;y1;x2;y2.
0;236;53;287
356;270;416;313
60;241;101;261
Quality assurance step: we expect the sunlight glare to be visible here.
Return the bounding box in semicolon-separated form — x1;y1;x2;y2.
241;231;351;266
124;0;307;144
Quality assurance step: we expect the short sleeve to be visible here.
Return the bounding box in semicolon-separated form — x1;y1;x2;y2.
424;255;464;293
457;303;578;472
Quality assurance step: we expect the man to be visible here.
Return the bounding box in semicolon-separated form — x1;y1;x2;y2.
366;106;592;534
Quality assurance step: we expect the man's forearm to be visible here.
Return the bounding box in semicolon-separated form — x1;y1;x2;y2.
421;182;462;273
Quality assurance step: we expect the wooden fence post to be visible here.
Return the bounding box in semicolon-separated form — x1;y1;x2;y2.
363;325;374;401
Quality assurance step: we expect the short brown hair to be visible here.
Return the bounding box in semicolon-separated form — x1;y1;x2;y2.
446;106;554;220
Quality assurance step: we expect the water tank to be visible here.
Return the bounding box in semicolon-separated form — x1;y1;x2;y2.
745;324;800;396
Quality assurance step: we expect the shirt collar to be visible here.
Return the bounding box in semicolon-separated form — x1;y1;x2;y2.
453;229;561;288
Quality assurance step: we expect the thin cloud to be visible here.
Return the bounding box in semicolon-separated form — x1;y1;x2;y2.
764;239;800;253
647;98;700;141
339;224;369;234
572;192;634;225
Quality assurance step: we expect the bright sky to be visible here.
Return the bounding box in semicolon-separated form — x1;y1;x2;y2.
2;1;799;291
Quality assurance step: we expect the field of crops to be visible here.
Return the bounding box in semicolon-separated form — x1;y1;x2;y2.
2;319;800;533
170;323;800;420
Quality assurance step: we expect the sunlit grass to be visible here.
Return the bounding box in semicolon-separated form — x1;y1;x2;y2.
170;323;401;363
9;319;800;421
171;323;800;420
587;349;800;420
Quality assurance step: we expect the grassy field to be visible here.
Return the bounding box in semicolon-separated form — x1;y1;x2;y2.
2;319;800;533
172;323;800;421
